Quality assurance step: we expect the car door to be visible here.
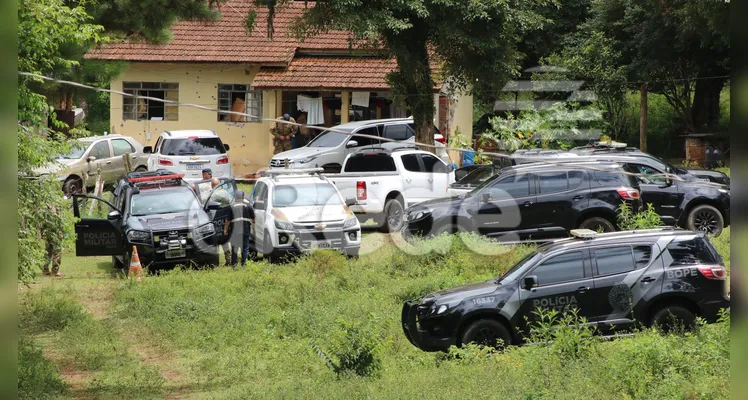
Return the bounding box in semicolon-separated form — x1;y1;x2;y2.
111;138;139;177
398;153;430;205
471;172;537;239
627;163;682;224
204;179;237;245
418;153;452;199
517;249;596;334
346;125;382;158
72;194;123;256
86;140;115;182
589;245;655;331
250;181;269;243
532;170;587;237
382;123;413;146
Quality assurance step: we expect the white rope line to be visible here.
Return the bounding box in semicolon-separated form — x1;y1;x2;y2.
19;71;728;187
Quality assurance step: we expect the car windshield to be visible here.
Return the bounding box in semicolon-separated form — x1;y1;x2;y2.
307;129;352;148
58;141;90;159
162;138;225;155
496;251;543;284
458;166;498;185
466;172;502;196
272;183;343;207
130;188;199;216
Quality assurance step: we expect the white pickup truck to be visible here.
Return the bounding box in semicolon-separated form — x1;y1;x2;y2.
327;148;455;232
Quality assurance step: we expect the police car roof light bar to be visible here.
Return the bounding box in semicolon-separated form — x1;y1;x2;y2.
570;229;597;240
128;173;185;183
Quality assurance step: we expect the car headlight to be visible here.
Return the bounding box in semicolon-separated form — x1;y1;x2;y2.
407;209;431;222
297;155;319;164
436;305;448;314
718;188;729;194
194;223;215;239
127;230;151;243
275;220;294;230
343;216;358;229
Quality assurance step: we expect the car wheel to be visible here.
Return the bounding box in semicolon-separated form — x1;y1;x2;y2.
461;319;512;349
62;177;83;195
122;252;132;278
649;305;696;332
262;230;275;259
380;198;404;233
112;254;125;270
579;216;615;233
135;166;147;172
686;204;723;236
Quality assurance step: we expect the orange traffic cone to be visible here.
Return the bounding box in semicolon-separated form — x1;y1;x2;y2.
128;246;143;281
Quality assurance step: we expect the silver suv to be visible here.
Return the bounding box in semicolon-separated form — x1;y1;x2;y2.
145;130;233;182
35;134;149;194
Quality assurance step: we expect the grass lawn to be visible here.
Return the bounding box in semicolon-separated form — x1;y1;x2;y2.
19;230;731;399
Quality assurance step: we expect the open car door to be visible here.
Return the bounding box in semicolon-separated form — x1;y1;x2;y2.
203;179;237;245
72;194;123;256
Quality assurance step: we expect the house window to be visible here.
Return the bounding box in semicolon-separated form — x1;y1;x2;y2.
122;82;179;121
218;84;262;122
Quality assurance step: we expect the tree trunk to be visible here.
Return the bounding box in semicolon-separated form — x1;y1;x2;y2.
692;72;726;132
639;84;648;152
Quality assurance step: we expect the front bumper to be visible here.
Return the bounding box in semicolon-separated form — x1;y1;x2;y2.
401;301;456;352
130;238;219;268
403;215;435;237
273;228;361;255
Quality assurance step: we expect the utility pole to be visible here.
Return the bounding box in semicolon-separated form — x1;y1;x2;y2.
639;84;648;152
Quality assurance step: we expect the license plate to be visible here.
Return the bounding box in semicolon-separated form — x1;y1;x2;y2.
309;241;332;250
166;249;186;259
186;163;203;170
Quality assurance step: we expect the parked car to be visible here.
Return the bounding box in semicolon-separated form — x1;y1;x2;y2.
35;134;149;194
569;143;729;185
402;228;730;351
71;169;236;270
269;117;450;172
249;169;361;260
328;147;456;232
448;165;501;197
403;161;641;240
145;130;232;182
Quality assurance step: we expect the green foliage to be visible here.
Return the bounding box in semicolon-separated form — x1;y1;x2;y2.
313;318;383;378
624;91;680;154
617;203;663;231
18;337;67;399
526;308;597;360
19;287;86;333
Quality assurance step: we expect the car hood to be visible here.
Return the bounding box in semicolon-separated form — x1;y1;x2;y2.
272;146;337;161
127;210;210;231
422;281;499;304
33;159;77;176
273;205;350;223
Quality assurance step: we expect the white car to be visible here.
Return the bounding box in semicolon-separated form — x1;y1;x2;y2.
145;130;233;182
249;169;361;260
269;117;451;172
328;148;455;232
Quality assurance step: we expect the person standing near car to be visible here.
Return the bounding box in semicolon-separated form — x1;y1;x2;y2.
41;203;65;277
228;190;255;266
271;113;298;154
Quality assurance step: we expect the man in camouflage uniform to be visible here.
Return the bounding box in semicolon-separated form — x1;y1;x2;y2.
271;113;298;154
42;203;64;277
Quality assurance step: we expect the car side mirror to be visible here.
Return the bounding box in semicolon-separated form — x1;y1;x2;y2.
481;192;491;203
447;164;455;173
346;140;358;148
205;201;221;211
523;275;538;290
253;200;266;210
87;156;96;163
224;144;230;151
345;197;356;207
143;146;152;154
107;210;121;220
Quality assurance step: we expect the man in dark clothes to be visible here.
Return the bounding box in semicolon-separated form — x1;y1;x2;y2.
229;190;256;266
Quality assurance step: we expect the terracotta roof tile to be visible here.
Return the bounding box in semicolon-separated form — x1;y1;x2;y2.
85;1;356;63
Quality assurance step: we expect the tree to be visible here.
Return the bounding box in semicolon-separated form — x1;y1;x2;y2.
253;0;546;148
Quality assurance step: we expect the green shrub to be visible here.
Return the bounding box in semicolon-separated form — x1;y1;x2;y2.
526;308;597;360
617;203;663;230
18;337;66;399
19;287;86;333
313;318;383;378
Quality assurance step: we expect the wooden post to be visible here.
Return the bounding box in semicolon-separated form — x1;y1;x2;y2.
88;166;103;216
341;92;350;123
123;153;132;173
639;84;648;152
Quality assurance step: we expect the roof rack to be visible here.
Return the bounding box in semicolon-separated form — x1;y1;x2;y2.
262;168;325;181
125;169;185;190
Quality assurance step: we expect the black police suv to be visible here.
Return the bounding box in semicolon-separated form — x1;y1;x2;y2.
404;161;642;240
72;169;237;269
402;228;730;351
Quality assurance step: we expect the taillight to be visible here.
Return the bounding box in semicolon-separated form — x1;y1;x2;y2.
158;158;173;166
217;156;229;165
356;181;367;200
616;187;640;200
435;137;446;144
698;266;727;280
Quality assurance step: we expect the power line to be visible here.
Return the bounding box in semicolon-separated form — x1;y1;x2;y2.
19;71;727;187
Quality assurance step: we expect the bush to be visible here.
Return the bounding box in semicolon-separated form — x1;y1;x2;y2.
19;287;86;333
18;337;66;399
313;318;383;378
617;203;663;230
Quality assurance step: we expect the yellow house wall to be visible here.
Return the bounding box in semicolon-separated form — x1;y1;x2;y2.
110;63;277;176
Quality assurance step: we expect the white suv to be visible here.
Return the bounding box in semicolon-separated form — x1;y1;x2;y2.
145;130;232;182
249;169;362;260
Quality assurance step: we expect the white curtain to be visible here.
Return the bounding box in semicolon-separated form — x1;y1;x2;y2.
297;95;324;125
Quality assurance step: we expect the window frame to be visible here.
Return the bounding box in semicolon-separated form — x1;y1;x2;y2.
484;172;535;200
419;154;448;173
591;245;637;278
526;249;588;287
537;170;570;195
347;125;382;148
89;140;112;160
217;84;263;123
400;154;422;173
111;138;136;157
122;82;179;121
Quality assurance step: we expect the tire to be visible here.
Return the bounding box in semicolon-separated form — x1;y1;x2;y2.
686;204;723;236
261;230;276;260
461;319;513;349
112;254;125;270
578;216;615;233
62;177;83;195
380;198;405;233
135;166;147;172
346;249;359;259
649;304;696;332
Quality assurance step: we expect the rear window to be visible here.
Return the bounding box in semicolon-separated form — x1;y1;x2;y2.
667;237;719;265
593;168;632;187
344;155;396;172
161;138;225;156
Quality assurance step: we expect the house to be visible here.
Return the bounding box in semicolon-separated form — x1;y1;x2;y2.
85;0;473;175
